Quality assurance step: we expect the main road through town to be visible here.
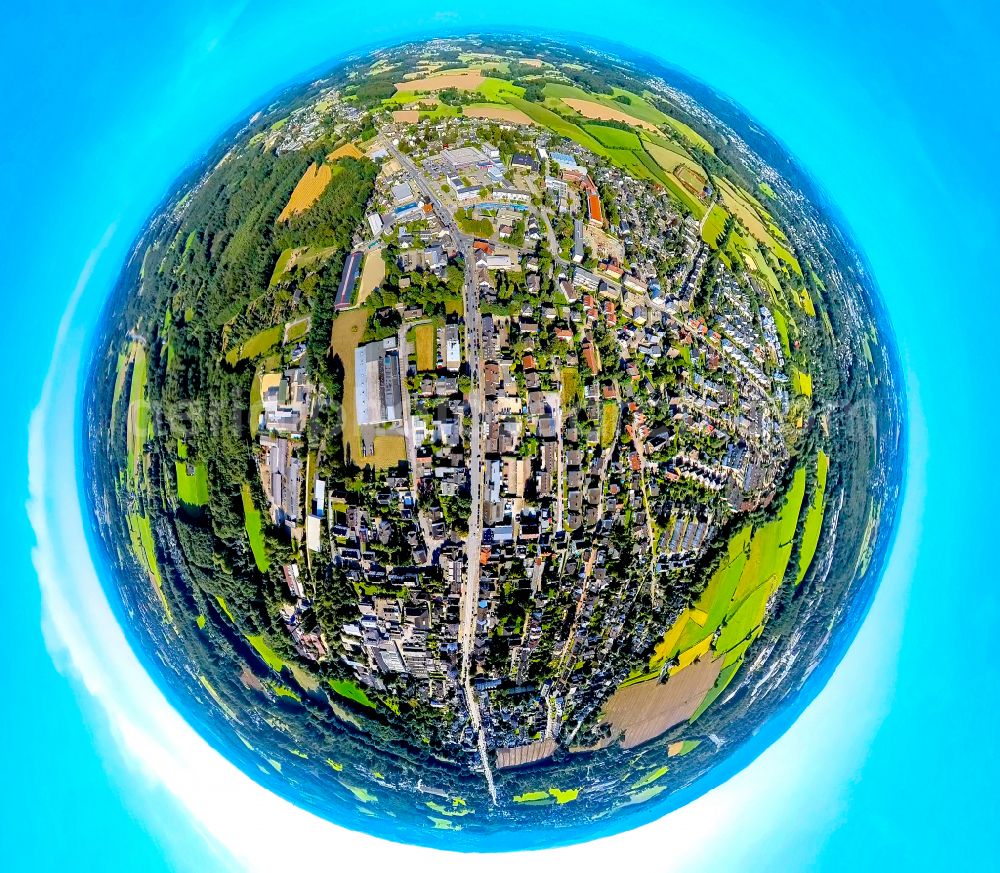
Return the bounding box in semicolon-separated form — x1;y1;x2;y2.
381;135;496;802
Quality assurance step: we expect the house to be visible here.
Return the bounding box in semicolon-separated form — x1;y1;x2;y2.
491;187;531;204
573;267;603;294
623;274;648;294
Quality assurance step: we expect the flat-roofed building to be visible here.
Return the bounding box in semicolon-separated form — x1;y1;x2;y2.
306;514;322;552
443;145;487;170
356;337;403;425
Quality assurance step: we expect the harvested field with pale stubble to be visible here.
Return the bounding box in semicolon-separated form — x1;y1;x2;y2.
327;142;364;161
602;654;724;748
392;110;421;123
357;249;385;305
561;98;660;131
278;162;337;221
394;70;484;91
464;104;536;125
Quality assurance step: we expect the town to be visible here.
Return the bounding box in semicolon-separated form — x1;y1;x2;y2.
246;74;804;785
93;35;904;836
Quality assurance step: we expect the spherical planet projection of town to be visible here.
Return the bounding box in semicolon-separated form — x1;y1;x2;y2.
85;36;904;848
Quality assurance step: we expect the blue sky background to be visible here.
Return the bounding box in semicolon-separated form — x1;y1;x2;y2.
1;2;998;870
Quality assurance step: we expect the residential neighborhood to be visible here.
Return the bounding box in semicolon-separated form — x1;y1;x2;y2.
247;82;809;777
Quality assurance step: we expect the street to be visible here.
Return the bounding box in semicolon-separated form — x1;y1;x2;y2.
381;135;496;801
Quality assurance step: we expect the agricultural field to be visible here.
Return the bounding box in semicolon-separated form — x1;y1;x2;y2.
701;205;728;246
399;104;462;123
792;369;813;397
463;104;536;125
647;135;707;183
563;98;659;132
413;323;437;371
715;177;799;271
673;163;708;195
329;678;376;708
394;69;484;92
603;654;724;747
582;124;644;150
125;344;149;477
357;249;385;306
600;402;620;447
771;306;792;358
500;95;607;154
225;325;283;365
270;245;338;286
175;459;209;506
541;82;669;128
796;451;830;584
127;511;172;621
475;77;526;102
613;466;809;739
241;483;269;572
799;289;817;317
667;739;701;758
660;114;715;154
329;307;369;464
269;247;298;285
247;633;286;674
327;142;364;161
278;162;335;221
